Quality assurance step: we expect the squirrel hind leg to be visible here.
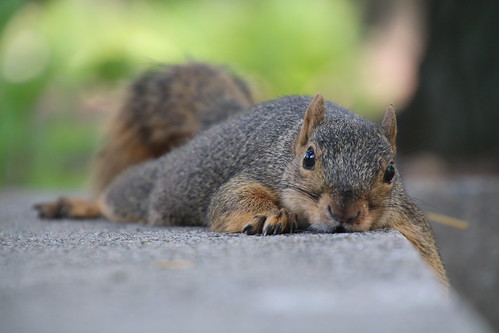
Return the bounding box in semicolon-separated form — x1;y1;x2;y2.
34;197;103;219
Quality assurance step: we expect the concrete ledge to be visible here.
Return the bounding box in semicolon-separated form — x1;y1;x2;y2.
0;190;492;333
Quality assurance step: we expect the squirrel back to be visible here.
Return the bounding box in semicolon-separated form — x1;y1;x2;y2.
91;62;253;193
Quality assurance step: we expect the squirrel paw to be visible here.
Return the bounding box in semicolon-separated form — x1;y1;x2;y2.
34;197;73;219
242;208;297;236
34;197;102;219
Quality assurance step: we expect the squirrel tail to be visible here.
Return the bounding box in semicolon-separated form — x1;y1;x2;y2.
90;62;254;194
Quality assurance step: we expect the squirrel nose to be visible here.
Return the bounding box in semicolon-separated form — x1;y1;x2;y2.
327;205;361;225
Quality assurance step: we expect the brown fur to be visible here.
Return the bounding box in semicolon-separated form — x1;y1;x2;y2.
391;212;449;287
296;93;325;150
382;104;397;152
34;197;103;219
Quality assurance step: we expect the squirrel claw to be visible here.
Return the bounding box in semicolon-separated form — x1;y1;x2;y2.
242;224;254;235
34;197;69;219
273;222;282;235
242;210;298;236
263;209;297;236
243;215;266;235
263;222;275;236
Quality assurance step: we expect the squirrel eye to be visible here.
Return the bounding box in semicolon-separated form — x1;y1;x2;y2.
303;147;316;170
384;162;395;183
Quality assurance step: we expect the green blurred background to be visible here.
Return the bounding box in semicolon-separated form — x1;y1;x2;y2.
1;0;373;188
1;0;497;189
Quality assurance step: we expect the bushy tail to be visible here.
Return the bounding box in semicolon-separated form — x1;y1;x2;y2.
91;62;254;193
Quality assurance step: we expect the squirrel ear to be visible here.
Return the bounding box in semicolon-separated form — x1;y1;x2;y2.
382;104;397;152
297;93;325;150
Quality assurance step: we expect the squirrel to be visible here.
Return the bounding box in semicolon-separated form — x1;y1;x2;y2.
34;62;449;287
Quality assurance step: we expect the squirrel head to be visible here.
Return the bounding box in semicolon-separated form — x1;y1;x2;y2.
282;94;398;233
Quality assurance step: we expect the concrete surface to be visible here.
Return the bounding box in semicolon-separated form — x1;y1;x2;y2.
405;175;499;331
0;190;493;333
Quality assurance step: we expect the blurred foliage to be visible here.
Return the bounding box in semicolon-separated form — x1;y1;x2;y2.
1;0;371;188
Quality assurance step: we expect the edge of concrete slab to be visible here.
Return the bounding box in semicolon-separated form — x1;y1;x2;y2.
0;190;494;333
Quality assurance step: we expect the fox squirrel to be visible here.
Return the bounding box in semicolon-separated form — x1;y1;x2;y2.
35;62;448;286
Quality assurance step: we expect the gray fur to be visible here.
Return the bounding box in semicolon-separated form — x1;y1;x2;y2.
104;96;393;227
314;118;394;197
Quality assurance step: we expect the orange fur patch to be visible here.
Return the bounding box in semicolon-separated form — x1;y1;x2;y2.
35;197;103;219
210;183;280;232
393;219;449;288
211;211;259;233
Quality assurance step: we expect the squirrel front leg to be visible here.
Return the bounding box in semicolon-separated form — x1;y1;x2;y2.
209;176;298;235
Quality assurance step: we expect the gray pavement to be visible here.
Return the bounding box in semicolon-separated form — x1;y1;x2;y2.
405;175;499;331
0;189;493;333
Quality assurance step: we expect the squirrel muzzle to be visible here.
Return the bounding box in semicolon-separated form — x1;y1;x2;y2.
325;196;370;231
306;193;373;233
